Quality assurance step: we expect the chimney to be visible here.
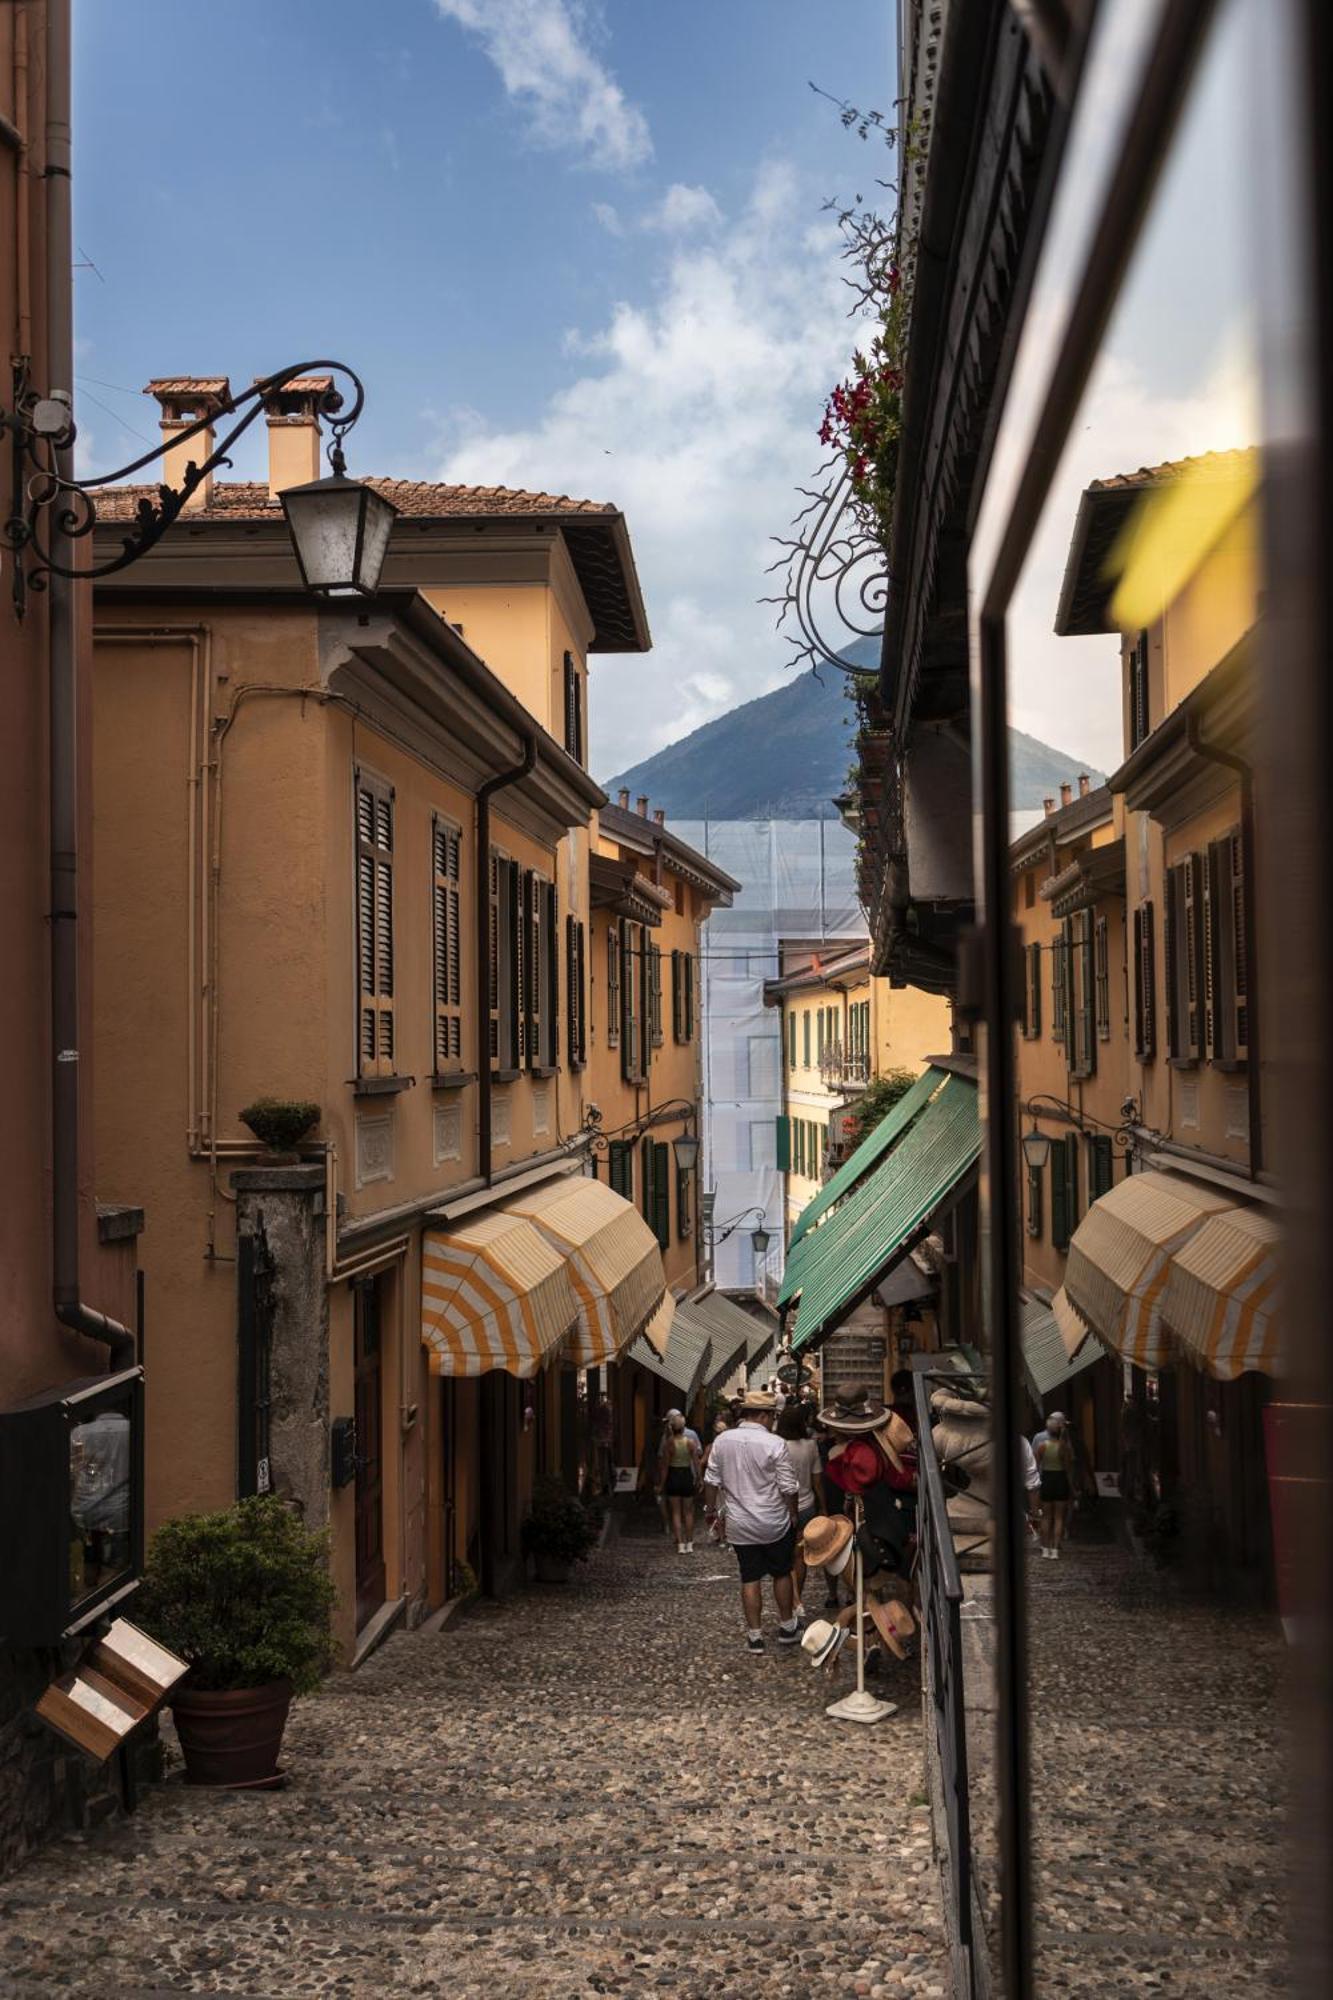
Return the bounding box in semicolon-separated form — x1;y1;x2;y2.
636;795;649;818
257;374;338;497
1059;782;1073;807
617;788;630;810
1043;797;1056;817
653;808;665;827
145;377;231;512
1078;772;1090;797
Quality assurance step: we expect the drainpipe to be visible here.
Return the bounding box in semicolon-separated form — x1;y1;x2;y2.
45;0;134;1371
475;730;538;1188
1184;714;1262;1177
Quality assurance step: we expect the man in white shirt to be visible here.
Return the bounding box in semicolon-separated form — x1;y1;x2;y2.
703;1389;800;1654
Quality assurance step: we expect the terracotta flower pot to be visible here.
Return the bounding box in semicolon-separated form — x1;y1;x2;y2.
170;1680;292;1788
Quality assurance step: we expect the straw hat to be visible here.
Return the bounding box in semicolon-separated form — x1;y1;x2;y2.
867;1596;916;1662
817;1390;889;1435
799;1514;854;1574
800;1619;849;1669
740;1388;778;1414
873;1410;916;1475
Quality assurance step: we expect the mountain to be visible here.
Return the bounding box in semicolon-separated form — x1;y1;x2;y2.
604;640;1104;819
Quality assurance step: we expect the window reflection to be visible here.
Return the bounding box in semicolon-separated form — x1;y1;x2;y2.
69;1402;132;1604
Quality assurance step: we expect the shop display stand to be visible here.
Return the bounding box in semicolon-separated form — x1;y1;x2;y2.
825;1500;896;1725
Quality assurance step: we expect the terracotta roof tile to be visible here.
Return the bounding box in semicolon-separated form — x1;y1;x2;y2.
1085;446;1257;494
93;477;618;522
144;377;230;398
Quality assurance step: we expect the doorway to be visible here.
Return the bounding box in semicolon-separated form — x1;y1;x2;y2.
353;1277;387;1630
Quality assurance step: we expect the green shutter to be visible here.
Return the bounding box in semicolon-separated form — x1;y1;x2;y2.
609;1140;633;1200
653;1141;670;1249
1050;1138;1069;1251
775;1115;791;1171
672;949;683;1040
803;1010;811;1067
788;1011;797;1070
1089;1134;1113;1200
684;952;695;1039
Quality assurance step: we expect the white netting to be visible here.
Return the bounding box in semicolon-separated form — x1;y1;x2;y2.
677;820;864;1292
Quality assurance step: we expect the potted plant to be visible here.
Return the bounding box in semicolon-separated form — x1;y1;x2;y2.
134;1495;335;1788
239;1097;321;1162
521;1475;598;1584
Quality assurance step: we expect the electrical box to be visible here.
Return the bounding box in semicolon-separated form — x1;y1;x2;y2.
0;1367;144;1647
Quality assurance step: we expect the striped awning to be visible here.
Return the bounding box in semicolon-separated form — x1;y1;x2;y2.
1063;1170;1233;1368
675;1290;754;1392
1021;1292;1103;1402
629;1313;711;1403
501;1175;666;1367
1052;1284;1092;1361
421;1211;578;1377
1162;1205;1281;1379
641;1290;676;1358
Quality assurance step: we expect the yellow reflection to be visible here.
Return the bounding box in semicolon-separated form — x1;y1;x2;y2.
1107;445;1258;632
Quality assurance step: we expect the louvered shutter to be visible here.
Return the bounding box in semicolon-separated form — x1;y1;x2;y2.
1163;871;1180;1059
566;916;586;1068
775;1115;791;1172
788;1010;796;1070
1094;915;1110;1040
1088;1134;1114;1200
432;818;463;1071
563;652;583;763
672;950;684;1041
1202;846;1218;1059
1029;941;1042;1038
606;925;620;1048
1050;1139;1069;1251
684;952;695;1039
1075;912;1096;1076
1051;932;1066;1045
620;920;639;1082
543;880;558;1068
609;1139;633;1199
803;1010;811;1067
652;1141;670;1249
1183;853;1203;1061
1130;631;1150;749
355;772;394;1075
1229;831;1249;1061
1135;902;1156;1059
649;943;664;1048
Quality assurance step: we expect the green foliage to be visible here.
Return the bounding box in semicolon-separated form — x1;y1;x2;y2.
847;1068;919;1149
521;1475;599;1566
240;1097;321;1153
135;1496;336;1694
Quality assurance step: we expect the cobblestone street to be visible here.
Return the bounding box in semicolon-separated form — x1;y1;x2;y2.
0;1517;948;1999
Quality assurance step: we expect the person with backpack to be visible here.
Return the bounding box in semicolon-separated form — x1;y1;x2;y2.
1035;1411;1076;1559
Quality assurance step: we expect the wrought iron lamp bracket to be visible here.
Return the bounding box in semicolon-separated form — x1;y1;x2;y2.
2;357;365;616
761;459;891;676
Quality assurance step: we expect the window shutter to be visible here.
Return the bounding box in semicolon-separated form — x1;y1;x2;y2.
521;869;537;1067
1163;872;1180;1059
1230;830;1249;1061
1051;932;1066;1045
1202;846;1218;1059
1050;1139;1069;1251
1028;941;1042;1039
684;953;695;1040
672;950;683;1041
649;943;664;1048
803;1010;811;1067
1074;912;1096;1076
775;1115;791;1172
1088;1134;1114;1200
606;925;620;1048
543;880;558;1068
1130;631;1150;750
1135;901;1156;1059
609;1139;633;1200
355;773;394;1075
566;916;586;1068
432;818;463;1071
620;920;640;1082
1094;914;1110;1040
652;1141;670;1250
1183;853;1203;1061
562;652;584;763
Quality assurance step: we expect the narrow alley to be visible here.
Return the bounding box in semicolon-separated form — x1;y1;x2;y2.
0;1519;949;2000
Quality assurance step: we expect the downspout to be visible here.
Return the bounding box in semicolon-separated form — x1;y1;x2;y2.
475;730;538;1189
45;0;134;1371
1185;714;1262;1177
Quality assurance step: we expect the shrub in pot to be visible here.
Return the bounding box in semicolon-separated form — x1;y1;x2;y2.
521;1475;599;1583
134;1495;335;1788
239;1097;321;1161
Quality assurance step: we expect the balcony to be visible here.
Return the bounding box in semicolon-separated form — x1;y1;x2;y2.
819;1042;871;1091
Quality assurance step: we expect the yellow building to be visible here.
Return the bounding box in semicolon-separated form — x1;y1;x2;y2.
89;377;685;1647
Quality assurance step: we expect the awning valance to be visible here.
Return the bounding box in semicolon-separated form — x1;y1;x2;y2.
640;1291;675;1358
784;1064;944;1276
1162;1205;1281;1379
1052;1284;1092;1361
502;1175;665;1367
675;1290;754;1392
1021;1292;1103;1402
790;1072;980;1354
1063;1169;1233;1367
628;1314;711;1404
422;1211;578;1377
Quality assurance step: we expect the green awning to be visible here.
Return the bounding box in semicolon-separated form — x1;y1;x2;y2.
628;1317;711;1404
790;1073;980;1353
1020;1294;1104;1402
788;1065;944;1253
675;1290;765;1391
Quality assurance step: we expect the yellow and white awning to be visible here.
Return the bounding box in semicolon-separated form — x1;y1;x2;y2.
422;1210;578;1378
640;1290;676;1358
1052;1284;1092;1362
502;1175;667;1366
1162;1205;1281;1380
1064;1170;1232;1367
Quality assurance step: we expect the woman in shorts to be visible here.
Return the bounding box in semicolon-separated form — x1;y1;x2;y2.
658;1412;702;1554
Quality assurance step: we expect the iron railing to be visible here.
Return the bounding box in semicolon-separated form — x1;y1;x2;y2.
915;1370;980;1994
817;1041;871;1088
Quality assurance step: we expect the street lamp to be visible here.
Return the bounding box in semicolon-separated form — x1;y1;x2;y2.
579;1099;700;1176
1020;1122;1051;1173
750;1224;771;1258
671;1129;701;1175
2;359;386;607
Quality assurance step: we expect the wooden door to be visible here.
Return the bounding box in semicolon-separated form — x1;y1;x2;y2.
354;1279;386;1629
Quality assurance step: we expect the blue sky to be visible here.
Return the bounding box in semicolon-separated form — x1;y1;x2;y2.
73;0;893;777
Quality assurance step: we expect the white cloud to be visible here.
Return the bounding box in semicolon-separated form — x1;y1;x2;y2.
592;200;624;236
434;159;859;777
642;183;723;235
435;0;651;172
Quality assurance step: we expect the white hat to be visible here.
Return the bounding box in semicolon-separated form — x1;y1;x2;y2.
800;1619;849;1669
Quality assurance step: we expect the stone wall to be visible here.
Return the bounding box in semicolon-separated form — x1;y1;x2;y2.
232;1166;330;1531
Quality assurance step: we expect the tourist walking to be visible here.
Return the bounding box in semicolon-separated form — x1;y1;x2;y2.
777;1402;824;1620
703;1388;800;1653
658;1413;702;1554
1035;1411;1075;1558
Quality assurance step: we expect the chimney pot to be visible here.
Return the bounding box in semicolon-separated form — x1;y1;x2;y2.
145;376;231;512
653;808;665;827
1078;773;1090;797
1059;782;1073;807
636;795;649;818
617;788;630;810
1043;797;1055;817
256;374;337;497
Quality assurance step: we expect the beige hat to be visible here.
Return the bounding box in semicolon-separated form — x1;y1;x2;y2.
873;1410;916;1475
800;1619;849;1669
740;1388;778;1414
799;1514;854;1573
867;1596;916;1662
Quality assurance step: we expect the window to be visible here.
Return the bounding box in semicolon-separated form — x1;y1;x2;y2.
1129;630;1150;751
1094;914;1111;1041
1203;830;1248;1066
620;920;644;1082
775;1114;791;1172
608;1139;633;1200
817;1008;826;1062
566;916;586;1069
562;651;584;764
1026;1161;1043;1238
788;1008;797;1070
355;770;394;1075
641;1137;670;1251
1087;1133;1114;1201
803;1010;811;1067
488;850;521;1073
1133;902;1156;1060
676;1163;692;1242
1068;912;1096;1079
606;926;620;1049
1050;1136;1079;1252
647;942;664;1049
1023;941;1042;1039
520;871;557;1072
1164;854;1205;1064
431;817;462;1073
1051;930;1068;1046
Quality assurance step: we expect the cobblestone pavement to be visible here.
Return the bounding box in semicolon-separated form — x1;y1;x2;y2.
0;1514;949;1999
968;1531;1288;1996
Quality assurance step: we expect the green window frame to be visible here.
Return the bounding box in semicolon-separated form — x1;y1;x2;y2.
775;1114;791;1171
642;1138;670;1250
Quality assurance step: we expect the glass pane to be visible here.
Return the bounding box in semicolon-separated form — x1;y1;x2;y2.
68;1393;134;1607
